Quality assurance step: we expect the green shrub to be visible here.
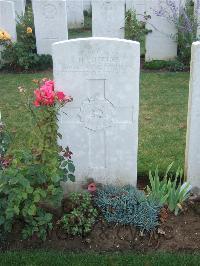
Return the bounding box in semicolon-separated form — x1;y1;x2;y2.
59;192;98;236
0;79;75;240
95;185;161;232
147;163;191;215
0;6;52;71
144;60;186;72
177;0;197;66
125;10;149;42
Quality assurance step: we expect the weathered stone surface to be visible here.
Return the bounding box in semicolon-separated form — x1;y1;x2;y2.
92;0;125;38
185;41;200;189
145;0;178;61
0;0;16;41
32;0;68;55
52;38;140;190
66;0;84;29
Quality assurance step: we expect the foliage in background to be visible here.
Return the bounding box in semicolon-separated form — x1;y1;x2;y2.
143;59;186;71
59;192;98;236
147;163;191;215
95;185;161;232
0;79;75;240
125;10;149;43
0;6;52;71
177;0;198;65
154;0;199;67
83;9;92;30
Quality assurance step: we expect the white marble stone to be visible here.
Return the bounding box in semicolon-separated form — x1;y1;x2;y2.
10;0;26;17
92;0;125;38
126;0;146;21
32;0;68;55
0;0;17;41
52;37;140;190
83;0;91;11
145;0;178;61
185;41;200;189
66;0;84;29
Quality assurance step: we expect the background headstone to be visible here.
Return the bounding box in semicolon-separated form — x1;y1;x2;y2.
126;0;146;21
53;38;140;191
66;0;84;29
83;0;91;11
145;0;178;61
185;41;200;189
10;0;26;18
0;0;17;41
32;0;68;55
92;0;125;38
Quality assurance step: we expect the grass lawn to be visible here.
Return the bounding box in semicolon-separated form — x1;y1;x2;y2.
0;251;199;266
0;71;189;177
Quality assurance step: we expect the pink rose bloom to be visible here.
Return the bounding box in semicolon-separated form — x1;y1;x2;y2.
88;183;97;192
56;91;66;102
34;100;40;107
44;80;54;90
33;79;72;107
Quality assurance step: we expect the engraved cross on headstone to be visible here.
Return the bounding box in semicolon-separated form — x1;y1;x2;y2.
61;79;134;172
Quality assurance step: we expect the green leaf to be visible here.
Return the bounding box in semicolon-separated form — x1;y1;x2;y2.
61;161;68;167
14;205;20;215
0;216;5;225
68;174;75;182
68;163;75;173
51;175;61;183
27;204;36;216
34;193;40;203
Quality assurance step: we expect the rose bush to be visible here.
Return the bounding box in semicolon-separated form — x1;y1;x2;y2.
0;79;75;240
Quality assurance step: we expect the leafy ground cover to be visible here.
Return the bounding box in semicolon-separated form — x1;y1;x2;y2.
0;72;189;177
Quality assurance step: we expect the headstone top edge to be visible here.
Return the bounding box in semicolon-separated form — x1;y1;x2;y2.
52;37;140;48
192;41;200;47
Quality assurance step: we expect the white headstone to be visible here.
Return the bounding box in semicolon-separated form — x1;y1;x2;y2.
52;37;140;190
10;0;26;17
185;41;200;189
66;0;84;29
92;0;125;38
84;0;91;11
145;0;178;61
32;0;68;55
126;0;146;22
0;0;17;41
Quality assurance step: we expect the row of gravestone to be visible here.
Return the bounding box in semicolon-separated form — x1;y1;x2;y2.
1;0;199;61
52;37;200;192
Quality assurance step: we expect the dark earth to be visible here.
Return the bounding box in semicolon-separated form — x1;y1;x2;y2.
1;199;200;253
